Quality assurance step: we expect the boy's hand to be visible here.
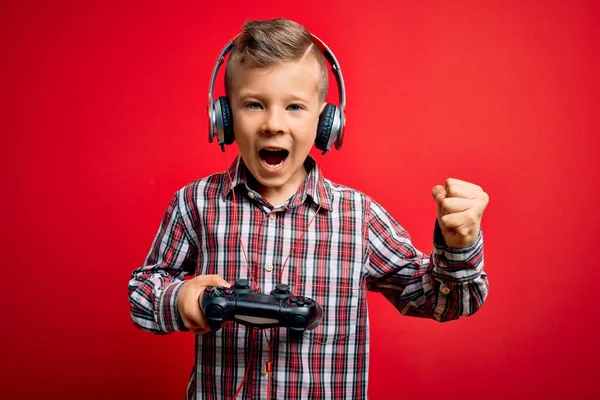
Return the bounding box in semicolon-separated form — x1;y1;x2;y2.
177;274;230;335
432;178;489;249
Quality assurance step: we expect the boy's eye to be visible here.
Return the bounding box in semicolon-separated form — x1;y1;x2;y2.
287;104;303;112
245;102;262;110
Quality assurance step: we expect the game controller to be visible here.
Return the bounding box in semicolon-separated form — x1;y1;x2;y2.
199;278;323;339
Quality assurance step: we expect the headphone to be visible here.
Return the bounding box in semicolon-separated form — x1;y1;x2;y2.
208;33;346;154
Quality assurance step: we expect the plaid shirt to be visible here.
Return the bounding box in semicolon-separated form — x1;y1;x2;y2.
128;156;488;399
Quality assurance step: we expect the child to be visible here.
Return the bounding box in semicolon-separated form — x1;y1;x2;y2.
128;18;489;400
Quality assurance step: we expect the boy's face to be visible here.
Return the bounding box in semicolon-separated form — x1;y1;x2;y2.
229;55;325;199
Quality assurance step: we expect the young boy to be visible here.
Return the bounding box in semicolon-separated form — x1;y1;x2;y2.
128;18;489;400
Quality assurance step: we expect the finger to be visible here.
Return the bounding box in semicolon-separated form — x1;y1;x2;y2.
445;182;477;199
192;326;211;335
445;178;483;199
432;185;447;216
431;185;447;203
194;288;214;332
445;178;483;192
194;321;231;335
439;209;477;230
439;197;473;215
198;274;231;288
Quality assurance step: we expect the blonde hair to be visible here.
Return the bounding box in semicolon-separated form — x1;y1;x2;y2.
224;19;329;103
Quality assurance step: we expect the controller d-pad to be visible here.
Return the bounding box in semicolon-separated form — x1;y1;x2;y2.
291;315;307;327
206;304;223;317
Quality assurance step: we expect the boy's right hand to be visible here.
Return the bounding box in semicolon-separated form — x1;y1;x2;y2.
177;274;230;335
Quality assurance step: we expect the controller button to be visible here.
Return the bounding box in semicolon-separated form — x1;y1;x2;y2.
217;286;225;291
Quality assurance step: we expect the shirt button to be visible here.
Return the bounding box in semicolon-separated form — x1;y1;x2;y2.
268;213;275;220
261;367;268;376
441;286;451;295
248;192;255;199
265;263;273;272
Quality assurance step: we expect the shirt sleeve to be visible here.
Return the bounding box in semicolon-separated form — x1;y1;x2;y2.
365;199;488;322
128;190;197;334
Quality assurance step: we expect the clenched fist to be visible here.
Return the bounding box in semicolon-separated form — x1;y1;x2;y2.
432;178;489;249
177;274;230;335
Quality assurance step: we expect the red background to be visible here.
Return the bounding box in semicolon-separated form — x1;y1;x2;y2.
1;0;599;399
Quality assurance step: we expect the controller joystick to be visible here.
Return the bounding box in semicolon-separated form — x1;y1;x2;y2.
270;283;291;299
232;278;252;294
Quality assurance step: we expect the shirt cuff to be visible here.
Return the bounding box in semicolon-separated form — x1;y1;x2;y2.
432;219;484;282
156;280;189;333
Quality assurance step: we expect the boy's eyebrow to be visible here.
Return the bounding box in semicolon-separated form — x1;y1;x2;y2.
237;91;265;99
238;91;313;102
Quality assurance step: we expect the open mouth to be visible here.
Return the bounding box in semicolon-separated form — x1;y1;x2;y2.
258;148;289;167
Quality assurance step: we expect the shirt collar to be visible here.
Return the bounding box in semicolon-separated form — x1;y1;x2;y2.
221;155;332;211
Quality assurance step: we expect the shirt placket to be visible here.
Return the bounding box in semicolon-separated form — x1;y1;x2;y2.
244;193;285;399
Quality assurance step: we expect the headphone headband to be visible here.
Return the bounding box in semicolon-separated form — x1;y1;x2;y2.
208;32;346;152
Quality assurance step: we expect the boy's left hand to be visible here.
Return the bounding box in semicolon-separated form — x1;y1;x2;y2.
432;178;489;249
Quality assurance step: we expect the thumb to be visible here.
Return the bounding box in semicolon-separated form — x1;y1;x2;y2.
431;185;447;203
197;274;231;288
432;185;447;215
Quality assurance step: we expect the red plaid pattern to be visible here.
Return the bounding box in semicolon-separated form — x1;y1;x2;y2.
128;156;488;399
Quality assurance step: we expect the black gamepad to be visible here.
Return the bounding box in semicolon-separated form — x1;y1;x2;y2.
199;278;323;339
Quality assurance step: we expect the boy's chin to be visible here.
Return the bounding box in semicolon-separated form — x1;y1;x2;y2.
252;173;293;189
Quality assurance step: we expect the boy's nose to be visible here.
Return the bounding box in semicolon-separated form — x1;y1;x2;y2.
261;109;286;135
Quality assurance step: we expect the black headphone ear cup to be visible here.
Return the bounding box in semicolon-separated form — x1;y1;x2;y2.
315;104;338;152
218;97;235;145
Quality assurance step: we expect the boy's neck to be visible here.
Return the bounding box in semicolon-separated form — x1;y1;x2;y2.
249;164;309;207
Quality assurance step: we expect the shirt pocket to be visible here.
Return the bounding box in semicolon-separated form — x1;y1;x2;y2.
296;281;360;345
